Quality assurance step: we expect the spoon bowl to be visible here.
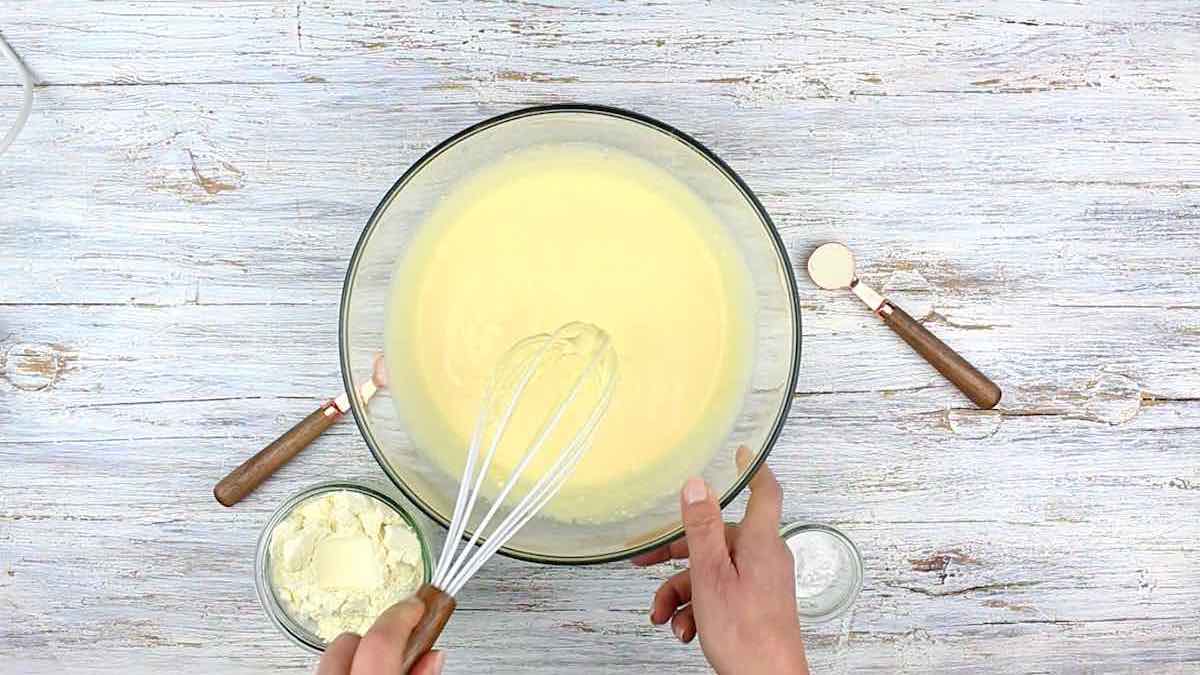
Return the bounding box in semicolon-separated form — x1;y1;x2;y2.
807;242;856;290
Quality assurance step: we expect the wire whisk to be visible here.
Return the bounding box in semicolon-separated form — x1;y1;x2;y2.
399;321;618;671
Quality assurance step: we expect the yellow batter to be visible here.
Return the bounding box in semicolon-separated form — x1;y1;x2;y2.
385;142;754;522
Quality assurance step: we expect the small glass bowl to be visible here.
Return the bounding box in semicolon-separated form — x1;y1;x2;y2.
255;480;433;652
780;523;863;625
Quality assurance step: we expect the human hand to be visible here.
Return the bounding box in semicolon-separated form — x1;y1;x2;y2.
633;448;808;675
315;598;445;675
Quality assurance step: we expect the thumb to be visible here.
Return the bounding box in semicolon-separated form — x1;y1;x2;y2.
680;477;733;583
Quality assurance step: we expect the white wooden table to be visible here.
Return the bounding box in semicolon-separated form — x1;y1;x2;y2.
3;2;1199;673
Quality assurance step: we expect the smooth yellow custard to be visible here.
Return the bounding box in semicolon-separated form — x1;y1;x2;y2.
385;142;754;522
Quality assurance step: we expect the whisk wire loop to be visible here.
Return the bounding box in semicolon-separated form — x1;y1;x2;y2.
431;322;617;593
433;331;559;583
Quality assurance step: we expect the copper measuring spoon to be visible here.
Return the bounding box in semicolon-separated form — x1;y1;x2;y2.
213;355;387;506
807;243;1001;409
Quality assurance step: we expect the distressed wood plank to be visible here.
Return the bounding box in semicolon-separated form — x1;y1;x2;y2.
2;1;1199;673
1;1;1198;92
2;84;1197;307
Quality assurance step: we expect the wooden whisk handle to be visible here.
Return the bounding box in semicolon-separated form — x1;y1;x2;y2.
400;584;457;673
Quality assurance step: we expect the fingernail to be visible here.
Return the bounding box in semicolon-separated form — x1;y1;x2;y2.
735;445;750;470
683;477;707;505
673;623;685;642
431;651;446;674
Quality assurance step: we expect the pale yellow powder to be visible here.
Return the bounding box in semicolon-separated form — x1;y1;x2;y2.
268;490;425;641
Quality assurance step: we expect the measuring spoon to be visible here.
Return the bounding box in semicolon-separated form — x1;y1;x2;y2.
807;242;1001;409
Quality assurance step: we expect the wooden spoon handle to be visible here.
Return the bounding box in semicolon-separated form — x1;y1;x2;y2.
400;584;457;673
878;301;1002;409
213;403;340;506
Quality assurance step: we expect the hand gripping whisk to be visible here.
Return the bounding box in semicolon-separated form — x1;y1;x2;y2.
399;322;618;671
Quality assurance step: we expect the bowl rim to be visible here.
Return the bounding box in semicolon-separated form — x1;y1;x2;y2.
339;103;802;565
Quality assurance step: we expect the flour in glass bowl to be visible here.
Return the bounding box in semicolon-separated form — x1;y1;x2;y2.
782;525;862;623
267;490;425;641
788;529;845;597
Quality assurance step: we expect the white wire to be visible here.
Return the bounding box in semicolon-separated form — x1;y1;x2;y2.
446;374;614;596
433;340;546;585
432;330;562;588
441;331;609;590
431;374;495;583
443;332;615;596
0;33;34;157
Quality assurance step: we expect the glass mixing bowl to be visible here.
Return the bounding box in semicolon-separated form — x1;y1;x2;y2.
340;104;800;564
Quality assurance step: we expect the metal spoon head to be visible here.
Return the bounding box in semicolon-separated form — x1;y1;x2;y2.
807;242;856;290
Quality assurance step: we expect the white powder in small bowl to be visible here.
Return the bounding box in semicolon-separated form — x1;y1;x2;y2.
782;525;862;623
267;489;426;641
788;529;845;598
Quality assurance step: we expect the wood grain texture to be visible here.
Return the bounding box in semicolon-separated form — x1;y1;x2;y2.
1;1;1198;673
213;403;340;506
